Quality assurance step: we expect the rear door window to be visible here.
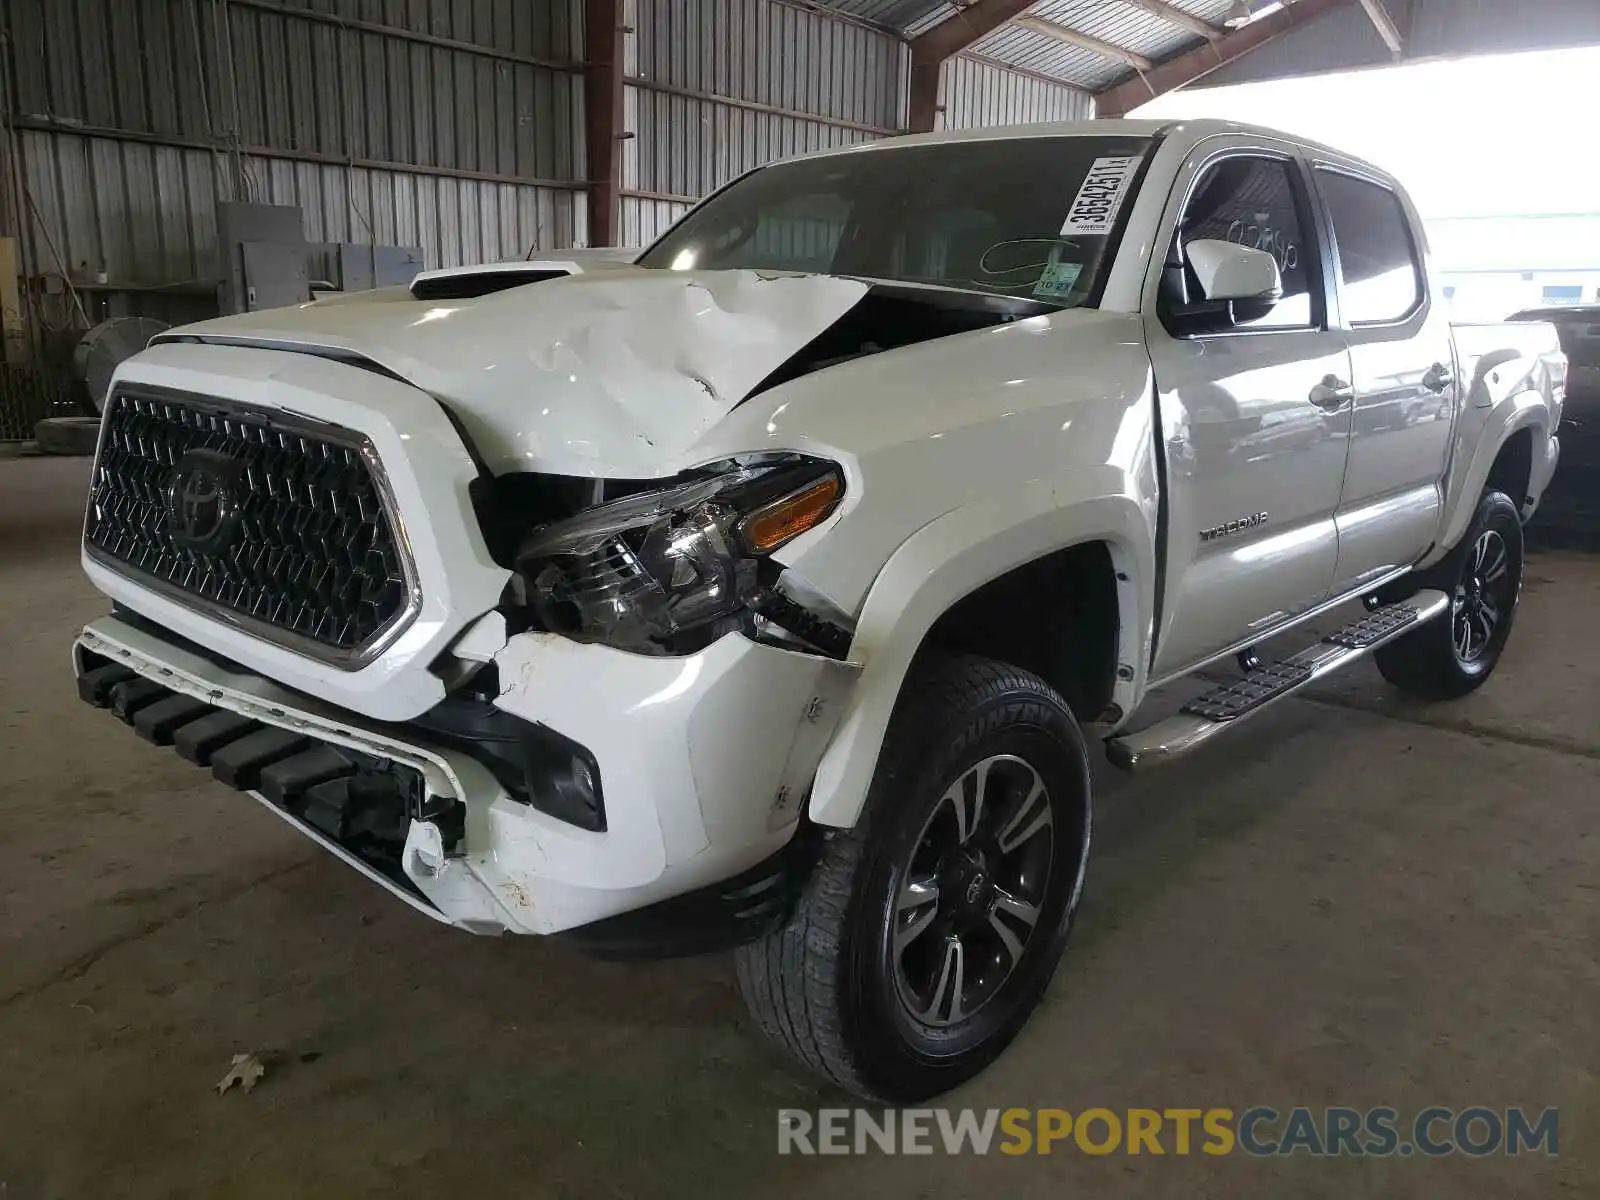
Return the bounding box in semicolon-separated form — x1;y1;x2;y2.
1316;170;1423;325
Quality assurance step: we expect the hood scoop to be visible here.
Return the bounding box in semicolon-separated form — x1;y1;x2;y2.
407;251;641;301
410;268;570;301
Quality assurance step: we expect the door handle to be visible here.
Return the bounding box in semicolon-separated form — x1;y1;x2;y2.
1309;376;1353;410
1422;362;1455;393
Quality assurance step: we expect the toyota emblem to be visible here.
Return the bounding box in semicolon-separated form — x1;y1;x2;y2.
167;449;242;553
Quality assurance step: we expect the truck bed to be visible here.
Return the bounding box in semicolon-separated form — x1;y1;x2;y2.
1450;321;1566;407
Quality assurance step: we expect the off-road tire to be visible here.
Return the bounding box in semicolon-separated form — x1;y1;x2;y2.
735;653;1093;1102
1375;489;1523;700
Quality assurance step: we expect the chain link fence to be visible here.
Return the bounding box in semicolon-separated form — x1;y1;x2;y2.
0;363;76;442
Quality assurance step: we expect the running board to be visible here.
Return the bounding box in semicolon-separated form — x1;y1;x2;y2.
1107;589;1450;771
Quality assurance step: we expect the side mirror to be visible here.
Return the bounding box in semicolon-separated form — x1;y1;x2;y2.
1186;239;1283;303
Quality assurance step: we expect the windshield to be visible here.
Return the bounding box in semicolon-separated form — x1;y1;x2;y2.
637;136;1152;309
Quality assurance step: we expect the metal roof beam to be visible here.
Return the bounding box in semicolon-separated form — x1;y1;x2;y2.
1095;0;1354;117
907;0;1043;132
1121;0;1223;42
1013;14;1156;71
910;0;1043;62
1356;0;1405;56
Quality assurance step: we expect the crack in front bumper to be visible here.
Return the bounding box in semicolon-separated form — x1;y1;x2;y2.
75;618;527;933
74;614;858;937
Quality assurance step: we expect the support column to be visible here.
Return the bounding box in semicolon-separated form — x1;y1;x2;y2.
584;0;624;247
907;51;942;134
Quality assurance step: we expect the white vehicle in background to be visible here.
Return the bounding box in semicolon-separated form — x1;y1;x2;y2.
75;119;1563;1101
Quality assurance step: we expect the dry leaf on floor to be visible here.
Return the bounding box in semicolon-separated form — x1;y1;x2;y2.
215;1052;266;1095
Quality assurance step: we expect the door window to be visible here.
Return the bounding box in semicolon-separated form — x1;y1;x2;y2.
1316;170;1423;325
1168;156;1316;330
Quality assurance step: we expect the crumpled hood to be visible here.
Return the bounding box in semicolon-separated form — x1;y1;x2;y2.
156;267;869;477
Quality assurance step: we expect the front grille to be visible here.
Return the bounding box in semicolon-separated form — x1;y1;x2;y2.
85;388;412;659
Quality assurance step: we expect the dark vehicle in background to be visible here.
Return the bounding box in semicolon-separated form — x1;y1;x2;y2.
1512;305;1600;541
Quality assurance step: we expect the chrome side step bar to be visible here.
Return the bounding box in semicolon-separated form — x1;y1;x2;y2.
1107;589;1450;771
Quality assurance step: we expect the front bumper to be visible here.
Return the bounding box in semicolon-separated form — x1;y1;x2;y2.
75;615;856;936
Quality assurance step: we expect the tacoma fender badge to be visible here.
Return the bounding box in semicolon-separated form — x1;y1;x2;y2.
1200;512;1268;542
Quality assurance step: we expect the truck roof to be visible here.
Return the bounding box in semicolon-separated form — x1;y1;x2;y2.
773;116;1395;194
791;117;1364;169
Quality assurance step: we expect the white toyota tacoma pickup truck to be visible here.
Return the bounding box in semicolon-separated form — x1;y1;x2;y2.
75;119;1564;1101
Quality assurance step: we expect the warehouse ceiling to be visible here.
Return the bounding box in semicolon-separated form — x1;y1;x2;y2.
812;0;1287;91
808;0;1600;111
909;0;1248;90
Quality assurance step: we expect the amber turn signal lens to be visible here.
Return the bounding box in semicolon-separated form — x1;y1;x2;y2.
737;474;842;554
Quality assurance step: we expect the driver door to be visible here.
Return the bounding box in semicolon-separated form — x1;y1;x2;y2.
1144;139;1355;680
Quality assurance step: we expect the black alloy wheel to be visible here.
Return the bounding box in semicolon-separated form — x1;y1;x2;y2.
890;753;1055;1028
1452;527;1514;665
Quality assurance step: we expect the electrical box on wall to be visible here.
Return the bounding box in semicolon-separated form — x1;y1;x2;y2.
338;244;425;292
240;242;311;311
217;203;308;315
215;203;426;310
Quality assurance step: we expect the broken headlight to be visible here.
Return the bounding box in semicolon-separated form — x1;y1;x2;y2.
512;457;843;654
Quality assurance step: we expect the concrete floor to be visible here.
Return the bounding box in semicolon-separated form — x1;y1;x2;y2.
2;454;1595;1199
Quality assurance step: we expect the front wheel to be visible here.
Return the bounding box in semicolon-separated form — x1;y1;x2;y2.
735;654;1093;1102
1375;489;1524;700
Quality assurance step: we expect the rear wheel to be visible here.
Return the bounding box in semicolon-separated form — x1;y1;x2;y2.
735;654;1093;1102
1375;489;1523;700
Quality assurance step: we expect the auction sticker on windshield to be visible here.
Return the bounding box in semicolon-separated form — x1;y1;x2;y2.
1033;260;1083;300
1061;156;1142;237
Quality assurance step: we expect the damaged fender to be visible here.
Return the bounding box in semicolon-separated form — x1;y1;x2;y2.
483;628;857;930
808;473;1155;830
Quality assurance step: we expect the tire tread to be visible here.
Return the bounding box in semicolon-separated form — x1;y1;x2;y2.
736;653;1084;1100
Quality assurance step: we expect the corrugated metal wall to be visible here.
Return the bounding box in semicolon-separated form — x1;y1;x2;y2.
1201;0;1600;87
3;0;1118;302
937;55;1093;130
3;0;587;293
618;0;908;247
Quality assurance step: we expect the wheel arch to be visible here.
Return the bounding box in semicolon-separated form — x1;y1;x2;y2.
807;480;1153;829
1485;426;1534;513
920;541;1123;722
1420;391;1551;570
